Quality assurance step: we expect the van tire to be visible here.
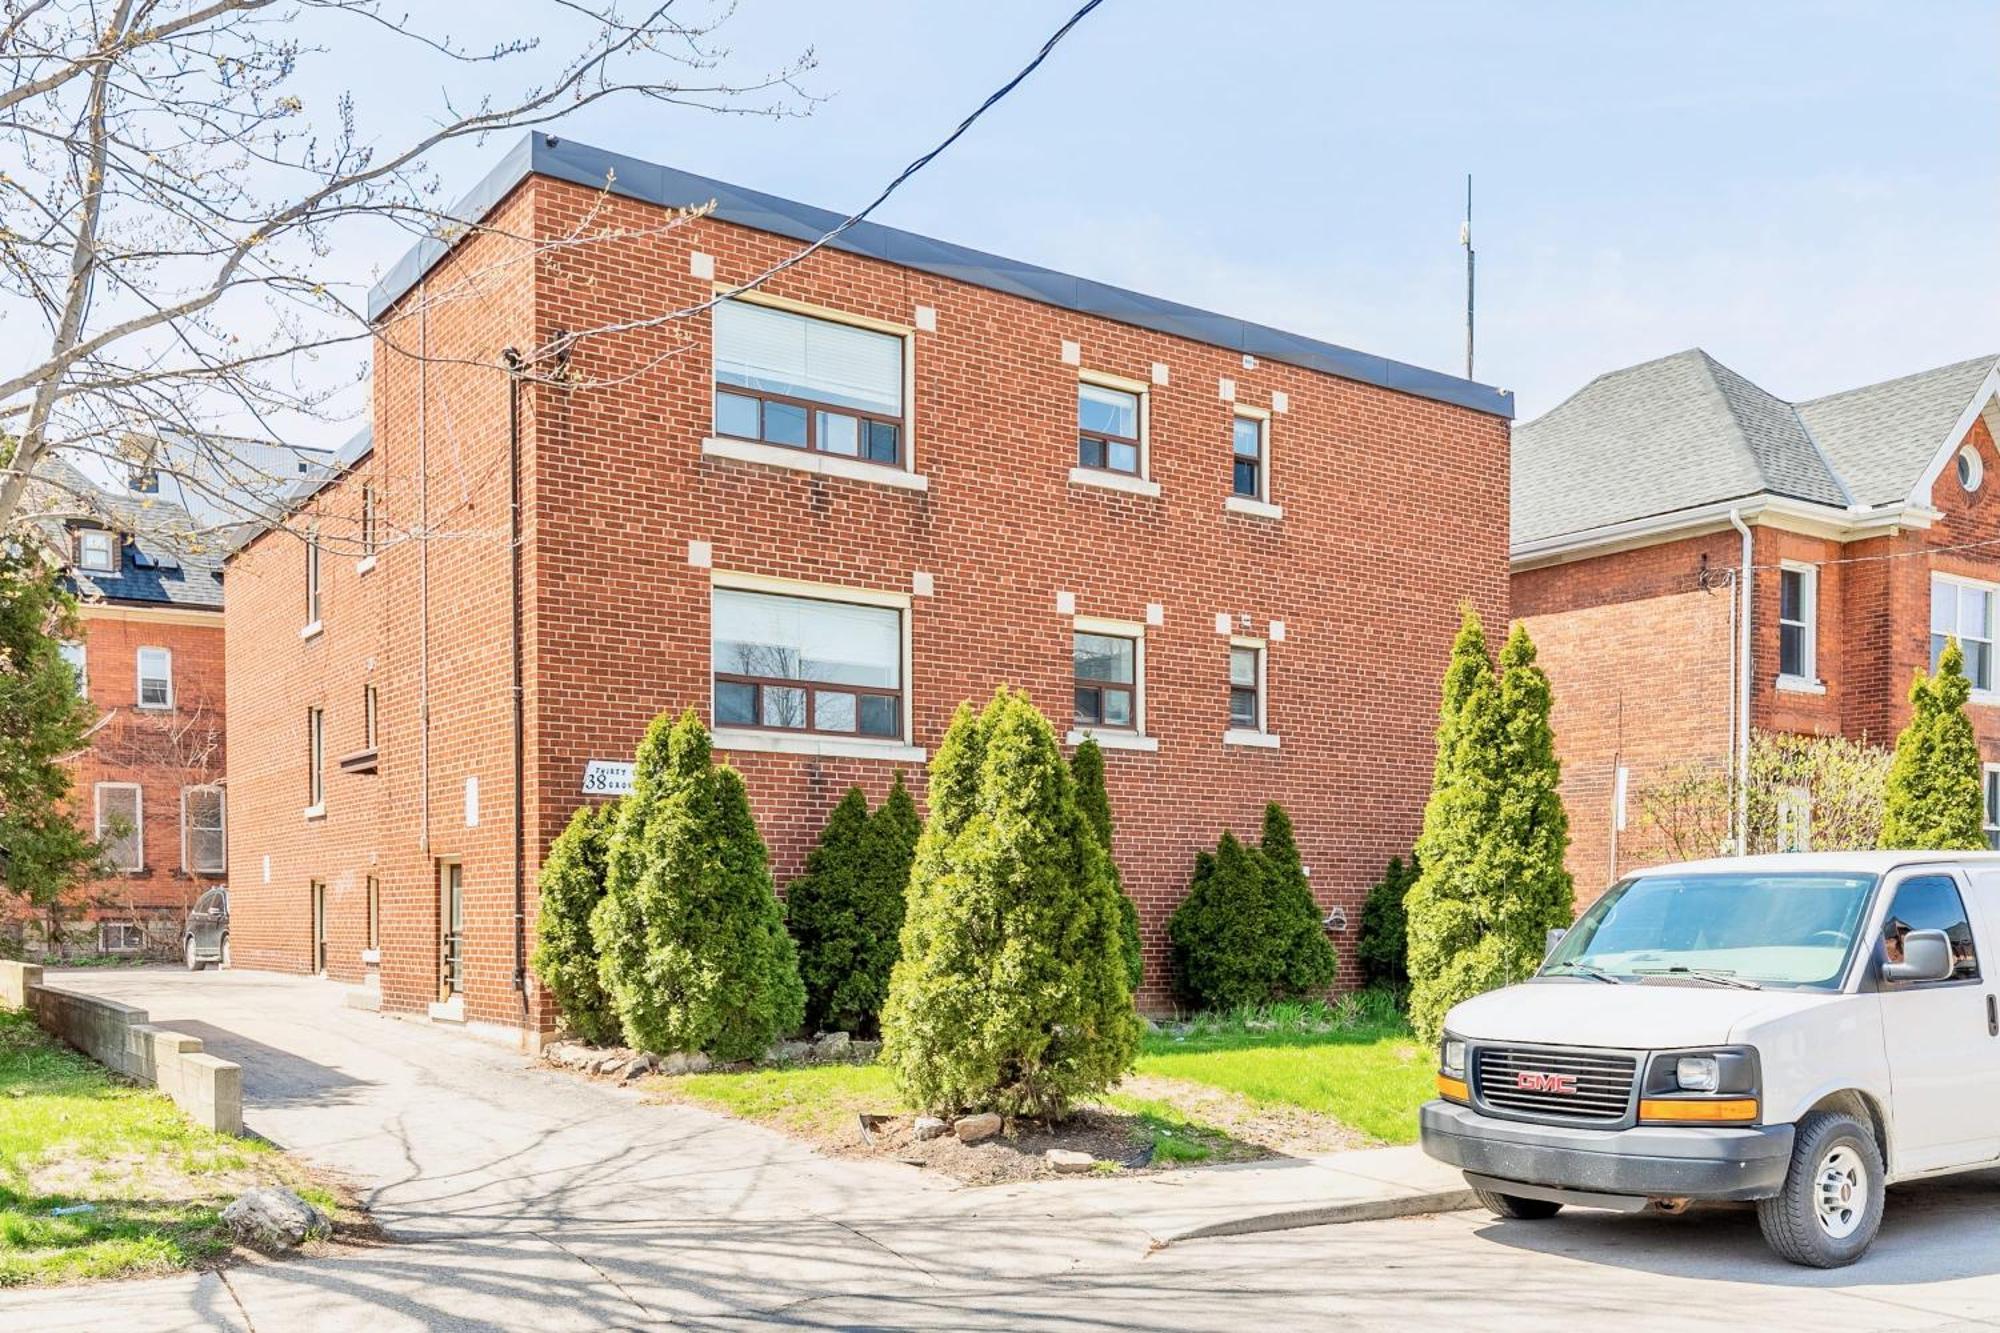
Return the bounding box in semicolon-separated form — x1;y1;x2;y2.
184;937;204;972
1473;1189;1563;1220
1756;1110;1884;1268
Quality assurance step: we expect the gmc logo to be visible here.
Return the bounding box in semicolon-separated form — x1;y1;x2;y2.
1514;1071;1578;1095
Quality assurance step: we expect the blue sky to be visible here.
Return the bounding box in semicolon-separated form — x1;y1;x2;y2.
329;0;1998;421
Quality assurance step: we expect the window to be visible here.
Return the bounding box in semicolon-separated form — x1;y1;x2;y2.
1986;766;2000;851
1775;786;1811;852
1229;644;1263;731
366;876;380;952
99;921;144;954
360;484;378;556
76;528;115;572
711;588;903;738
1778;564;1817;682
307;707;325;809
305;528;322;624
182;785;226;874
1959;445;1984;493
712;298;904;465
1074;632;1138;729
1077;382;1142;475
363;684;379;750
1931;574;1995;692
136;647;172;709
58;640;86;693
1882;874;1979;981
1232;414;1267;499
95;782;143;871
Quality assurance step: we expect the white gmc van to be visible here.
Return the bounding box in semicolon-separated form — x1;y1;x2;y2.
1421;851;2000;1267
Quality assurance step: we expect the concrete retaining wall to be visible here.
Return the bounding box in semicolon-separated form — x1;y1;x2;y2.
0;961;242;1135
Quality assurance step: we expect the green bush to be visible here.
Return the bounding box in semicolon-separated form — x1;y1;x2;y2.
1880;638;1986;850
530;800;622;1045
1167;805;1337;1010
1406;613;1574;1044
1070;737;1143;991
591;710;805;1060
1357;854;1417;992
881;689;1140;1119
787;774;921;1037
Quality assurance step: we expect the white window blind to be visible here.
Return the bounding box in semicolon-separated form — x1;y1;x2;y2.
713;300;902;417
712;588;899;688
184;786;226;873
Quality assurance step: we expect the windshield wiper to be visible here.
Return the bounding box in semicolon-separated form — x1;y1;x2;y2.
1543;962;1622;984
1633;966;1762;990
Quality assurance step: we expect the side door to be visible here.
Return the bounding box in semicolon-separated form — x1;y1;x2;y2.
1874;869;2000;1174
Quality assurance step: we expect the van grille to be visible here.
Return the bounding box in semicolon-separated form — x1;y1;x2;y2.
1474;1046;1637;1123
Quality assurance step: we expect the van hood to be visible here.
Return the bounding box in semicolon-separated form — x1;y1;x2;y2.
1445;978;1836;1049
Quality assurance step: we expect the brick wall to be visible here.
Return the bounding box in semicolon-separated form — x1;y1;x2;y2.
226;171;1512;1033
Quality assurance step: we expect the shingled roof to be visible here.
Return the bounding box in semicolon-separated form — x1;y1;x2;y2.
32;458;224;611
1513;350;2000;549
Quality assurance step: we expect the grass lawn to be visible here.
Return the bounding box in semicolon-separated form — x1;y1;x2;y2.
0;1007;339;1287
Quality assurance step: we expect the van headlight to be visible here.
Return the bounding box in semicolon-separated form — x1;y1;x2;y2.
1441;1037;1466;1078
1675;1056;1720;1092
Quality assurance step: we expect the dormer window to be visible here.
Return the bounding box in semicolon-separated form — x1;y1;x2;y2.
77;529;116;573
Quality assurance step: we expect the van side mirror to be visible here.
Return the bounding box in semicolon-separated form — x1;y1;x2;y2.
1884;928;1955;984
1544;927;1568;957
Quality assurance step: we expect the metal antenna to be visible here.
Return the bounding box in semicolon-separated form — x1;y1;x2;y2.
1461;174;1475;381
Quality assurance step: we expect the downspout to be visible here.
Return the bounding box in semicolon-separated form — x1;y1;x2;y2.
1728;508;1753;855
502;348;528;1034
418;281;431;858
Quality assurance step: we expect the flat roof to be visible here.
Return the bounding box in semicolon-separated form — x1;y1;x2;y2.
368;134;1513;420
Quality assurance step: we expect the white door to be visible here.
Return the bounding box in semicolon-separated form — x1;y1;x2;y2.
1875;870;2000;1174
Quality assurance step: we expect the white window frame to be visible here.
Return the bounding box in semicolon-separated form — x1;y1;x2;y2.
1775;785;1812;853
1224;405;1283;519
1070;369;1159;498
181;784;227;874
707;571;925;763
95;781;144;872
1776;560;1821;692
363;683;379;750
59;639;86;694
76;528;116;573
1985;765;2000;852
302;527;323;636
701;289;926;492
1931;572;1999;701
306;706;326;816
99;921;144;954
1068;613;1157;751
1224;636;1280;748
135;646;173;710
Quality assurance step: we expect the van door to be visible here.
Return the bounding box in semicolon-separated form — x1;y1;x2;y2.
1874;869;1999;1174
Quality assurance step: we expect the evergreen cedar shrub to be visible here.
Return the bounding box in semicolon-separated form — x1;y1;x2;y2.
530;800;622;1045
591;710;805;1060
1879;638;1986;851
1357;854;1418;991
788;774;921;1037
1406;610;1575;1045
1070;738;1143;991
881;689;1140;1119
1166;803;1338;1010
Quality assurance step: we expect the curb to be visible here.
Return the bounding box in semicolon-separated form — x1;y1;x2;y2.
1160;1186;1480;1245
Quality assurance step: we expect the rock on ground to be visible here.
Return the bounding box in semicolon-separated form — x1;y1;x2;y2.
1045;1149;1095;1174
814;1031;851;1059
222;1187;331;1249
953;1112;1002;1143
912;1116;948;1141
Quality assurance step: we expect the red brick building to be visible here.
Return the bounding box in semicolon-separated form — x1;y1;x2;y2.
1514;349;2000;898
223;135;1514;1042
12;465;228;958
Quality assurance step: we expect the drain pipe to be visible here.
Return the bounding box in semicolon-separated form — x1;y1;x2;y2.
1727;508;1753;856
502;347;528;1034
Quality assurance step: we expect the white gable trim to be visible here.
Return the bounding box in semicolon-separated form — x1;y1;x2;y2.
1511;493;1939;571
1907;363;2000;507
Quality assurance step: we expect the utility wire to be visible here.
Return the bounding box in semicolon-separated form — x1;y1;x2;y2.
539;0;1111;362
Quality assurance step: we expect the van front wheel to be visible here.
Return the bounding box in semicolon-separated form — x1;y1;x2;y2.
1756;1110;1884;1267
1473;1188;1563;1220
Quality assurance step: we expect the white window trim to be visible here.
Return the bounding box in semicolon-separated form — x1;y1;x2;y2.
701;436;929;491
95;781;144;871
77;528;117;573
708;570;919;755
1775;560;1821;691
1229;404;1278;511
1933;571;2000;704
60;640;87;694
1071;612;1152;747
99;921;144;954
1073;368;1157;494
1224;495;1284;520
1985;763;2000;851
135;646;173;710
709;286;920;479
305;527;322;628
1224;635;1280;747
307;706;325;815
181;784;227;875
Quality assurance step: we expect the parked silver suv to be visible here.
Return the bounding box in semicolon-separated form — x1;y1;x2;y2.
184;888;229;970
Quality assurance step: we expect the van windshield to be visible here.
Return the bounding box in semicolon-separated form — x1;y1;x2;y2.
1541;871;1879;989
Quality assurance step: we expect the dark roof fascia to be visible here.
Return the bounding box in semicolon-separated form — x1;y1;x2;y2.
368;134;1513;420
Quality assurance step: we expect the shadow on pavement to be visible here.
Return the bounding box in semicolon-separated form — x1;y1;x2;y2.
137;1019;376;1111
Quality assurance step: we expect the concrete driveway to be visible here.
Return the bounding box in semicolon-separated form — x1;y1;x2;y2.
10;967;2000;1330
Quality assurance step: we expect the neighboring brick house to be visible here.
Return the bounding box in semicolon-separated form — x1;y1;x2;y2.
223;135;1514;1042
11;464;228;958
1514;349;2000;899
